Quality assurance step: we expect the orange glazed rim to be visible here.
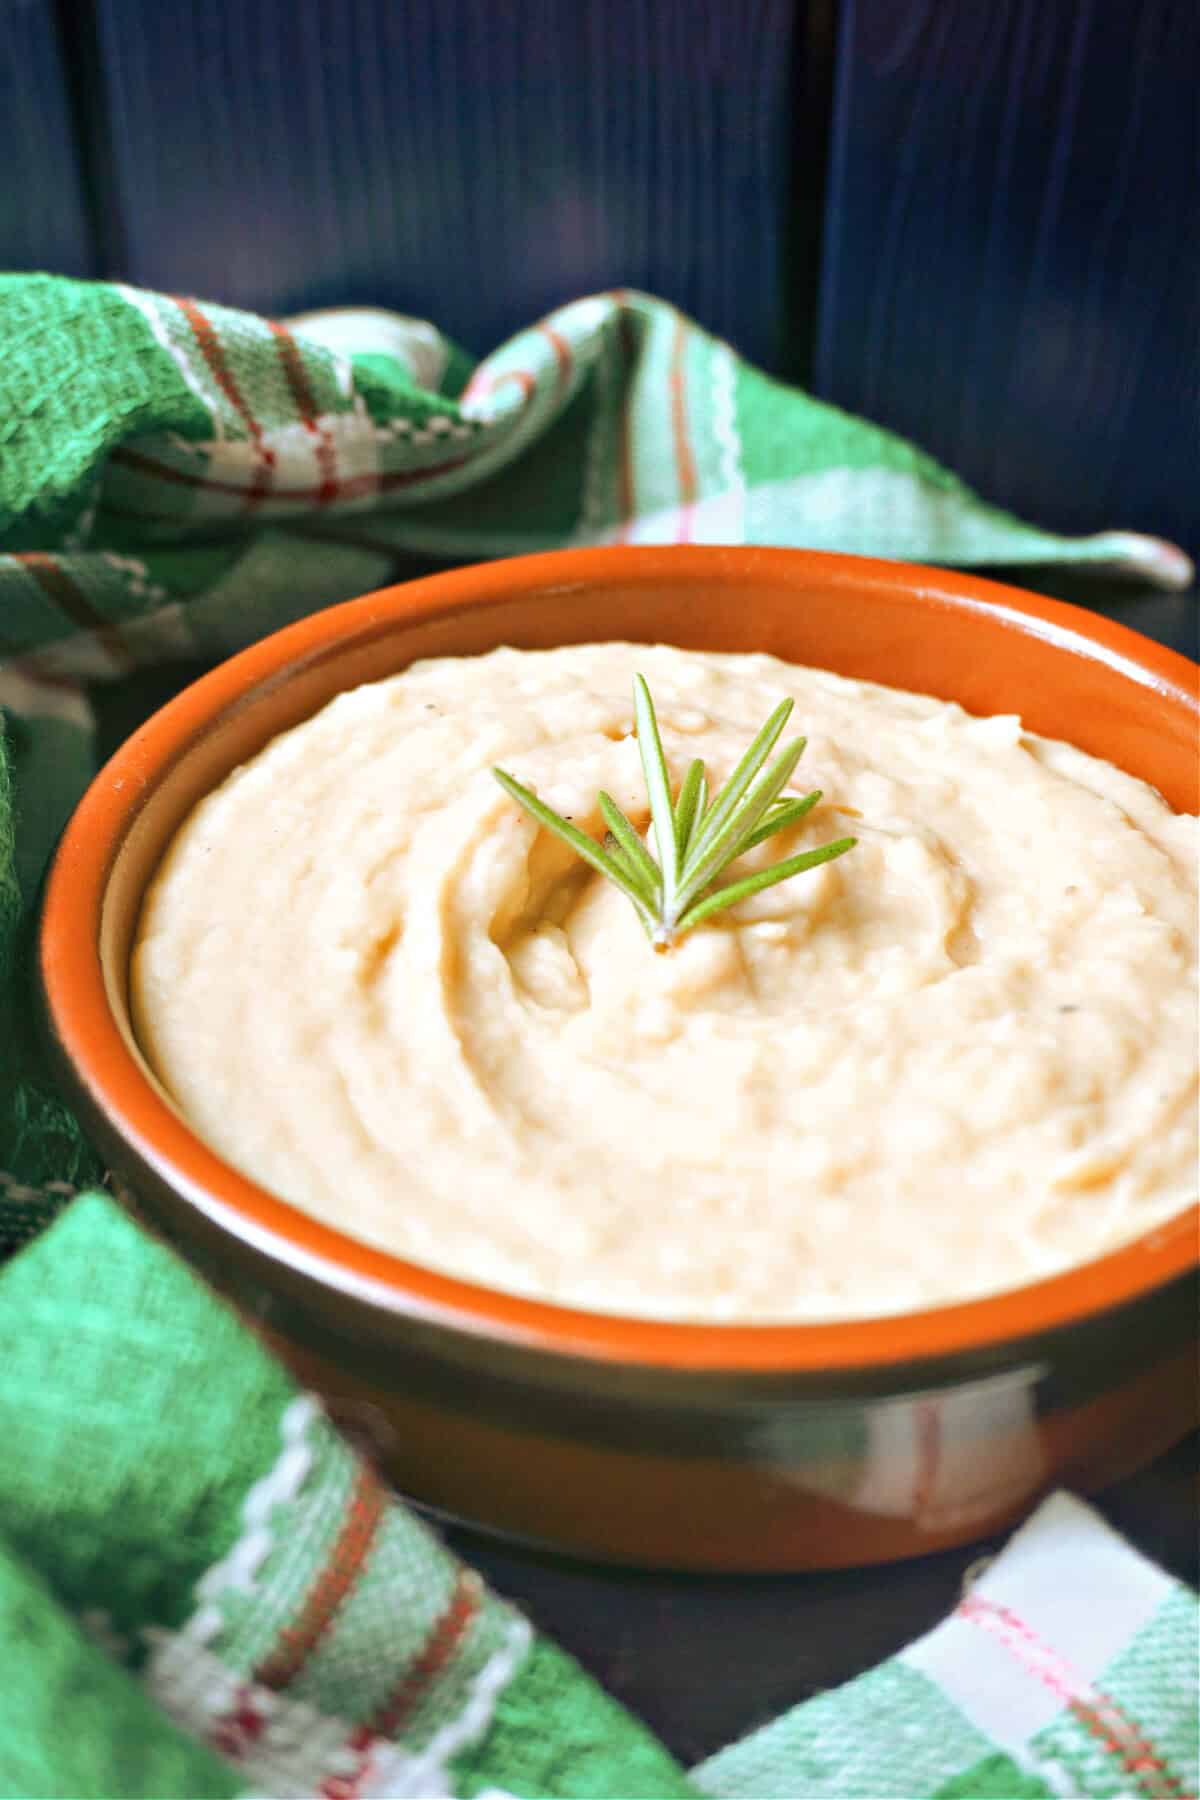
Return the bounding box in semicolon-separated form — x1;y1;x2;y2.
40;547;1200;1376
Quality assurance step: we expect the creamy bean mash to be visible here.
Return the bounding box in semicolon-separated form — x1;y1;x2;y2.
132;644;1198;1321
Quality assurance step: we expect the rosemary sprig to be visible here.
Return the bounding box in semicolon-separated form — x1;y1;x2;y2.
492;675;857;950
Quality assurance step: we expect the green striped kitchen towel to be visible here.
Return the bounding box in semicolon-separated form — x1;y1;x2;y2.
0;1196;1194;1799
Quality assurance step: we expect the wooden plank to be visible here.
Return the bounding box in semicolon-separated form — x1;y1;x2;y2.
0;1;94;275
93;0;801;369
816;0;1198;552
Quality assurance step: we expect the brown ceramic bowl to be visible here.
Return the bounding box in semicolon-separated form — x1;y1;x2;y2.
39;547;1199;1571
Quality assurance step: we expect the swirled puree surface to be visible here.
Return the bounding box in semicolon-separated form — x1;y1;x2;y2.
132;644;1199;1322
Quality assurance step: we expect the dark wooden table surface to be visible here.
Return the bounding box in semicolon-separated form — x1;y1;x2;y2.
444;567;1199;1768
94;565;1198;1770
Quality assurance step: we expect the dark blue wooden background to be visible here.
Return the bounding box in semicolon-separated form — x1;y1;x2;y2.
2;1;94;278
8;0;1196;550
815;0;1198;556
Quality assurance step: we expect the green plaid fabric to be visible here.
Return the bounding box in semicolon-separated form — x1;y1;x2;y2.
1;1200;1195;1800
0;274;1194;1797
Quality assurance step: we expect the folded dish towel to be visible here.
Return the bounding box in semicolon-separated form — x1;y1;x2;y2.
0;1197;1195;1799
0;274;1194;1798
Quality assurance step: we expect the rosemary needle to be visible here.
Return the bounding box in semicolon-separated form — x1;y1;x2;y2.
493;674;856;950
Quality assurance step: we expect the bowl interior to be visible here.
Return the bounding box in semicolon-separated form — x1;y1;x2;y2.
42;547;1200;1374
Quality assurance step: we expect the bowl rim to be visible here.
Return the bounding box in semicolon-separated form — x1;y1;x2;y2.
39;545;1200;1375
